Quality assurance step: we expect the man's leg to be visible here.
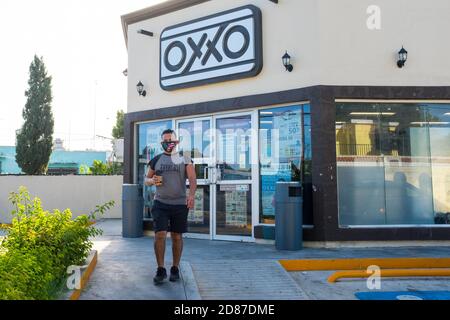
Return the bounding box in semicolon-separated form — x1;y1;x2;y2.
153;231;168;285
167;205;188;282
154;231;167;268
171;232;183;268
169;232;183;282
152;201;169;285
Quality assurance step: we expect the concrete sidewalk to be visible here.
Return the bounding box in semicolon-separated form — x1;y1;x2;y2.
80;220;450;300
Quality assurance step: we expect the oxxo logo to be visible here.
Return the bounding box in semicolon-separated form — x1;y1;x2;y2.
160;5;263;91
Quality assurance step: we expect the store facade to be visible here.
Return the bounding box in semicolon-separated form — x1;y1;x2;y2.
122;0;450;243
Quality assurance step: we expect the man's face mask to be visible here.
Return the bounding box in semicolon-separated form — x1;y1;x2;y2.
161;141;177;153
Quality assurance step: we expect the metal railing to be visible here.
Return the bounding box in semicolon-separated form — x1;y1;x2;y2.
336;144;374;156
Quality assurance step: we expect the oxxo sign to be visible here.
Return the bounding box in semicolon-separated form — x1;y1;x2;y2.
160;5;263;91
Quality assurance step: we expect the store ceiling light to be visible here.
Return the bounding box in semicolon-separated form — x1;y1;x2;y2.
397;46;408;68
349;112;396;116
411;122;450;125
351;119;374;124
136;81;147;97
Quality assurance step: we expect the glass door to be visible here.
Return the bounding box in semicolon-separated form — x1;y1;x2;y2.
177;112;258;242
213;112;258;241
177;117;213;238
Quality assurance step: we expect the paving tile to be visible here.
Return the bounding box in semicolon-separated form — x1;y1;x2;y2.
77;220;450;300
190;260;309;300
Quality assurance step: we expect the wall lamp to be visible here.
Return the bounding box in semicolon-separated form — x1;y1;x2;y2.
282;51;294;72
397;46;408;68
136;81;147;97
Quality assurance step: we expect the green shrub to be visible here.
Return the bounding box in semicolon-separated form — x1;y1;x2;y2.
0;186;115;300
0;247;56;300
90;160;110;175
85;160;123;175
79;164;92;175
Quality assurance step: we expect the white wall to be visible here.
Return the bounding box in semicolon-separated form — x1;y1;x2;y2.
127;0;320;113
317;0;450;86
126;0;450;114
0;176;123;223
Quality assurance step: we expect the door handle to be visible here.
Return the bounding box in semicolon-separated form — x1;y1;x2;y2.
206;166;216;185
215;164;223;183
203;166;209;183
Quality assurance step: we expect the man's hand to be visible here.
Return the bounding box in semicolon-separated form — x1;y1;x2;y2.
144;177;154;186
186;194;195;209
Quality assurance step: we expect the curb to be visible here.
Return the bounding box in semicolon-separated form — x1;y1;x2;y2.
180;261;202;300
66;250;98;300
275;261;311;300
328;268;450;283
279;257;450;271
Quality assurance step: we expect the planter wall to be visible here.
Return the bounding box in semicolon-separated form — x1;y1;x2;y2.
0;175;123;223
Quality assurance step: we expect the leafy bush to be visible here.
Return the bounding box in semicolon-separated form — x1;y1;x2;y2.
79;164;92;175
0;247;55;300
79;160;123;175
0;186;115;300
107;162;123;175
90;160;110;175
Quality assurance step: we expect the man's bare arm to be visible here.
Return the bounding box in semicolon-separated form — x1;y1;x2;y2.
186;164;197;194
186;164;197;209
145;168;156;186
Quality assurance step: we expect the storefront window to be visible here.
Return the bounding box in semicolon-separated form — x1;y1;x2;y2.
216;116;252;181
259;104;312;225
178;119;212;234
303;107;313;225
428;104;450;224
336;102;450;226
178;119;212;179
137;120;173;218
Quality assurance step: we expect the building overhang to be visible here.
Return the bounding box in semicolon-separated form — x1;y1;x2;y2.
120;0;211;49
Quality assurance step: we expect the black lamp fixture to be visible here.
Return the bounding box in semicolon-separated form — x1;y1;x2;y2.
282;51;293;72
136;81;146;97
397;46;408;68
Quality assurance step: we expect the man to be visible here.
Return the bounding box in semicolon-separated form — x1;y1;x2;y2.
145;129;197;285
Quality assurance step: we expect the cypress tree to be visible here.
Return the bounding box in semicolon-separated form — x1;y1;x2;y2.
112;110;124;139
16;55;54;175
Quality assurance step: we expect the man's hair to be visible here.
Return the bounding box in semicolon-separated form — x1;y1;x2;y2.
161;129;176;138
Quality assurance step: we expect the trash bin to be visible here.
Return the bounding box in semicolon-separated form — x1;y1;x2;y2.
275;182;303;250
122;184;144;238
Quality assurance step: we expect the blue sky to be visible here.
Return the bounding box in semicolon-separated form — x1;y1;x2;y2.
0;0;164;151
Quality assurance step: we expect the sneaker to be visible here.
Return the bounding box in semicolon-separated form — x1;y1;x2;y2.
153;267;167;285
169;266;180;282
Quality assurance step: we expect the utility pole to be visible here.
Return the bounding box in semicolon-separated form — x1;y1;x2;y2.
68;112;72;151
93;80;98;150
